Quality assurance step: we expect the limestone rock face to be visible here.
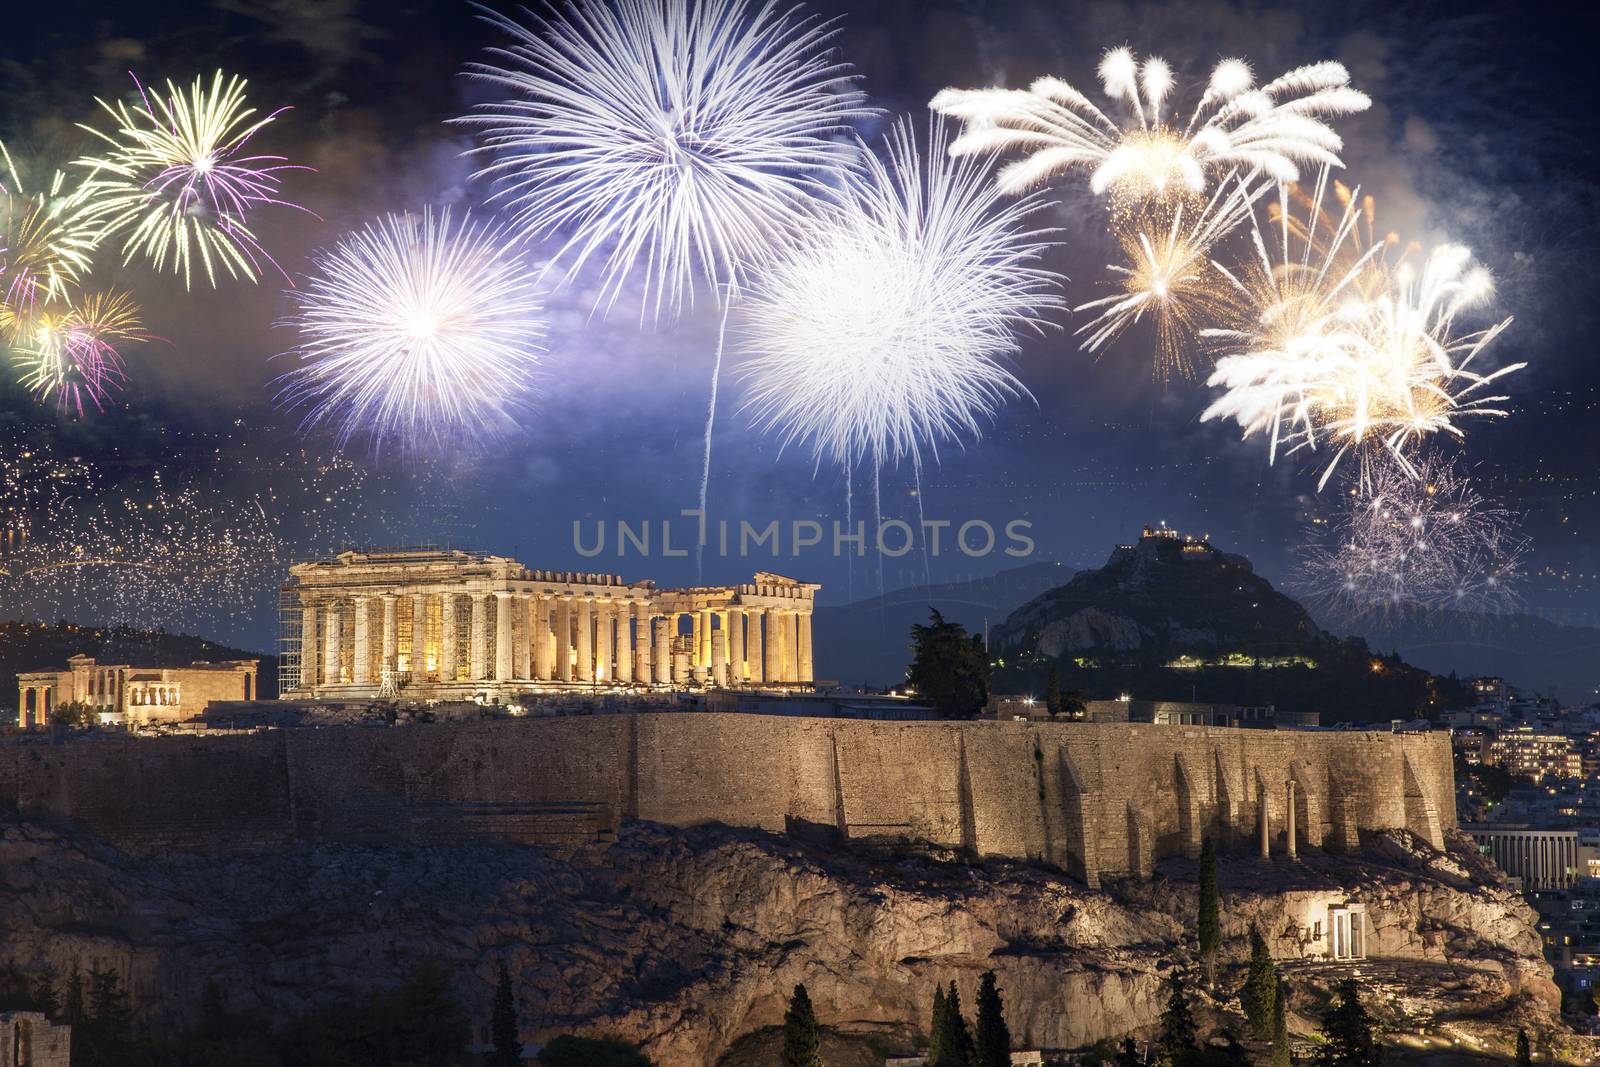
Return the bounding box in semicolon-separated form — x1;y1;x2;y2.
0;820;1567;1065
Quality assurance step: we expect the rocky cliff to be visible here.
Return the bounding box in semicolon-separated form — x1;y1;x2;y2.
0;816;1575;1064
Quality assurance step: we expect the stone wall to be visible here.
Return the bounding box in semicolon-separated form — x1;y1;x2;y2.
0;716;1454;883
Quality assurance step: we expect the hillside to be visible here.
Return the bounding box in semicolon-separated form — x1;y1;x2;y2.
813;561;1068;687
991;531;1470;722
0;620;276;711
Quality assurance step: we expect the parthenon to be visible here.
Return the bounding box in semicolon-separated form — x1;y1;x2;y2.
281;549;820;700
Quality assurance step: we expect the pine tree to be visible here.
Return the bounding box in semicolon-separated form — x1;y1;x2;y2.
491;963;521;1067
1197;837;1221;987
927;984;949;1066
1270;980;1291;1067
62;964;85;1028
1154;970;1198;1067
1242;924;1278;1037
973;971;1010;1067
30;972;58;1020
907;610;990;719
782;984;823;1067
1314;979;1380;1066
1516;1028;1532;1067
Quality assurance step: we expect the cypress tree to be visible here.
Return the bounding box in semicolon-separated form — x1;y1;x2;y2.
782;983;823;1067
942;982;975;1067
973;971;1010;1067
1197;836;1221;987
1243;924;1277;1037
1045;668;1063;716
1270;979;1291;1067
1313;978;1380;1066
927;984;948;1066
1516;1028;1532;1067
1154;970;1197;1067
491;963;521;1067
62;964;85;1028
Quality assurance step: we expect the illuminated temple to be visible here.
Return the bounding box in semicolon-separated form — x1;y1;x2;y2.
281;549;819;700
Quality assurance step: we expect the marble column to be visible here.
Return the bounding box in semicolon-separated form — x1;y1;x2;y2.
698;609;713;667
764;609;781;683
411;593;427;678
653;617;672;684
300;604;318;691
350;597;371;685
494;592;513;681
616;603;634;683
381;595;398;678
533;596;553;680
797;610;813;683
440;594;458;682
1287;780;1298;860
321;601;340;684
729;608;746;682
747;608;765;684
690;611;704;668
596;601;613;682
576;598;594;682
782;610;798;683
513;594;532;680
556;598;572;682
469;592;488;681
1258;786;1270;861
635;603;653;683
711;629;728;687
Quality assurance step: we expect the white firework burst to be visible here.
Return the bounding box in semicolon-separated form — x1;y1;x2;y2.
738;117;1062;470
458;0;871;320
1298;452;1527;623
277;207;546;450
931;48;1369;199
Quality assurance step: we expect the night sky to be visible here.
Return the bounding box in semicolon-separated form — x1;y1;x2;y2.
3;0;1598;654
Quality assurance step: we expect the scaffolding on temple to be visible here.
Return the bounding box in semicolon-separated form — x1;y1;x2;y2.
277;581;303;697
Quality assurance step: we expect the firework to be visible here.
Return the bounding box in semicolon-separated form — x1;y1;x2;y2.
277;207;547;449
74;71;305;289
12;290;147;416
1;144;96;327
458;0;871;319
1074;175;1261;380
931;49;1368;202
1200;173;1522;488
738;118;1062;471
1297;452;1526;622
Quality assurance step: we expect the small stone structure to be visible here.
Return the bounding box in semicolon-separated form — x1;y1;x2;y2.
282;549;819;699
0;715;1454;885
0;1012;70;1067
15;655;258;728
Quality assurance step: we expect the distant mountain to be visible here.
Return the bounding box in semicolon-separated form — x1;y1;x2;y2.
0;620;276;712
812;561;1069;688
994;532;1324;660
988;530;1470;723
1337;607;1600;702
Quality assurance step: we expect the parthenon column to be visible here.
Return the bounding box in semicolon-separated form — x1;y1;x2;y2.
596;601;613;682
411;593;427;678
729;608;746;682
653;617;671;684
533;596;552;680
556;598;573;682
513;594;531;680
616;603;633;683
797;610;813;683
576;598;594;682
698;609;713;667
690;612;703;668
635;603;653;682
782;610;798;682
747;608;765;684
440;595;458;682
711;628;728;687
494;592;513;681
353;597;373;685
300;603;318;691
469;593;488;681
381;595;398;678
324;602;342;684
764;609;782;683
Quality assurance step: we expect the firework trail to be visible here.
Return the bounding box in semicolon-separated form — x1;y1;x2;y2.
12;290;148;415
738;117;1062;472
74;71;307;289
931;49;1369;203
1200;171;1522;488
460;0;871;575
277;207;547;451
1296;451;1526;623
1074;173;1262;380
1;144;96;329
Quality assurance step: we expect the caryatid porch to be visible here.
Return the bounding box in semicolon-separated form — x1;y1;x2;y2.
283;550;819;699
